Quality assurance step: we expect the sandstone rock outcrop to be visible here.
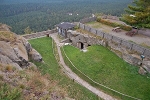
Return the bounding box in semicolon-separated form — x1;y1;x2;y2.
0;27;42;70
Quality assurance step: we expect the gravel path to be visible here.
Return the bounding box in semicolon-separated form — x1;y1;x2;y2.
50;33;116;100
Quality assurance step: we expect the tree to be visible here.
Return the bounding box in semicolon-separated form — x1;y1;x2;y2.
24;26;32;34
122;0;150;28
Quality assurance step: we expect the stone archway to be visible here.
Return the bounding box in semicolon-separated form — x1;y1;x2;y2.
77;42;84;49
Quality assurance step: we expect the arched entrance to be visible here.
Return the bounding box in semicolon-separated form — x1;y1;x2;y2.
77;42;84;49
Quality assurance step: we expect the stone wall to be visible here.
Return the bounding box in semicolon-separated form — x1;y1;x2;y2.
90;28;97;34
77;23;150;74
79;23;150;59
84;25;91;32
22;29;56;40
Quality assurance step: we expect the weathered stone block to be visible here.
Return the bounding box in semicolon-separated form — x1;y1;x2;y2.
112;36;122;44
97;30;104;38
144;48;150;58
142;61;150;73
84;25;91;31
132;44;145;55
122;53;142;66
79;23;85;29
121;40;133;50
78;35;86;43
90;28;97;34
104;34;113;40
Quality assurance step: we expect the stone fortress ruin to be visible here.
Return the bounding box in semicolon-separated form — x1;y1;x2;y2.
23;17;150;75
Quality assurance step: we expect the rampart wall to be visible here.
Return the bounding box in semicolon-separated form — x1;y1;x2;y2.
79;23;150;59
22;29;56;40
77;22;150;75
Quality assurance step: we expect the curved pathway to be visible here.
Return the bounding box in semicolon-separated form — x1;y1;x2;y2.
50;33;116;100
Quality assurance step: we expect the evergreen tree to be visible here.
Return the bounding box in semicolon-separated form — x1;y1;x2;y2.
122;0;150;28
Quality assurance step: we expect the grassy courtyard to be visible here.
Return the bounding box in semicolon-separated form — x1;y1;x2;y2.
29;37;100;100
62;45;150;100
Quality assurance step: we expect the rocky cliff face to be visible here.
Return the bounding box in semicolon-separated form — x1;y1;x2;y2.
0;25;42;70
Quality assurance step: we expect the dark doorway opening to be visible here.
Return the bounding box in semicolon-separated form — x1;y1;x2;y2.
81;42;84;49
88;44;91;47
69;39;72;43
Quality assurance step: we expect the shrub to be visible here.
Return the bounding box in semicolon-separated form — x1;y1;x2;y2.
5;65;13;72
97;18;132;31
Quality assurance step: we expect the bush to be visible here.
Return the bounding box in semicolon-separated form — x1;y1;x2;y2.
97;18;132;31
5;65;13;72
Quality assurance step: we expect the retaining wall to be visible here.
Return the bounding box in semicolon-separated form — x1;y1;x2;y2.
79;23;150;59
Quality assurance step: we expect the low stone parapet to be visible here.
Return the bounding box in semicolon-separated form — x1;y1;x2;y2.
22;29;56;40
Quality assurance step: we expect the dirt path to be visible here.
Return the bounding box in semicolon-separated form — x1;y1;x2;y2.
50;33;116;100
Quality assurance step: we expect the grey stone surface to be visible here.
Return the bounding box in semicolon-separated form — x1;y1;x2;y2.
78;35;86;43
112;36;122;44
121;40;133;50
0;41;25;70
144;48;150;58
0;54;22;70
142;61;150;73
61;38;70;43
97;30;104;38
84;25;91;31
0;41;19;61
122;53;142;66
29;49;42;62
104;34;113;40
90;28;97;34
79;23;85;29
132;44;145;55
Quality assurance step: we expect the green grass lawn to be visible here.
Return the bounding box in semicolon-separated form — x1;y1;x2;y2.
86;21;103;28
85;21;113;33
29;37;100;100
62;45;150;100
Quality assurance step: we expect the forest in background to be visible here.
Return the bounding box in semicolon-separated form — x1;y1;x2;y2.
0;0;131;34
